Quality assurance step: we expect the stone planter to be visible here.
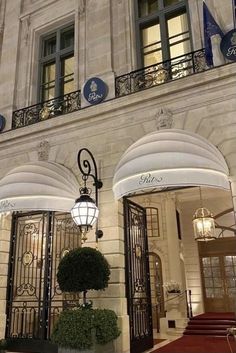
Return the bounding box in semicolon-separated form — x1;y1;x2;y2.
58;341;114;353
166;292;181;312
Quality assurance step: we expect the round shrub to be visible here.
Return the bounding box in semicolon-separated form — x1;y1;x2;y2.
94;309;121;345
51;308;121;350
51;308;93;350
57;247;110;293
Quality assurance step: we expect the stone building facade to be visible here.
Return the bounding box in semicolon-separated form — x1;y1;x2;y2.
0;1;236;353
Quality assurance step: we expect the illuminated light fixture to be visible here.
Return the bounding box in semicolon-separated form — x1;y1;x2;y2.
192;187;216;241
71;148;103;243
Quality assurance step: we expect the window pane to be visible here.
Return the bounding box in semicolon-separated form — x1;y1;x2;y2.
164;0;183;6
146;207;160;237
224;256;234;266
43;87;55;101
42;63;56;100
202;257;211;266
204;278;213;287
43;36;56;57
43;63;56;83
211;257;220;266
225;266;234;277
206;288;214;298
61;27;74;49
226;277;236;288
212;267;221;277
61;56;74;94
213;278;222;287
142;23;162;66
214;288;223;298
139;0;158;17
167;12;190;58
203;267;211;277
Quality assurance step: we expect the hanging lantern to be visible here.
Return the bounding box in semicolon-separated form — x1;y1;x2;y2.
71;188;99;241
192;207;216;241
70;148;103;243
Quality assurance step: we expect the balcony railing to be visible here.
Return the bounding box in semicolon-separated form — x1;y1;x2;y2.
12;89;81;129
115;48;210;97
11;49;213;129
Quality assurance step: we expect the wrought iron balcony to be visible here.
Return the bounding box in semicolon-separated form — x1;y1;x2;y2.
12;89;81;129
115;49;210;97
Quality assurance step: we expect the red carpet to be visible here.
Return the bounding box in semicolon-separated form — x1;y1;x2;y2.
184;312;236;336
193;312;236;320
151;335;236;353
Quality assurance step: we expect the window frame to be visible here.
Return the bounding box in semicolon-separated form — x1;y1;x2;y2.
134;0;192;68
38;23;74;103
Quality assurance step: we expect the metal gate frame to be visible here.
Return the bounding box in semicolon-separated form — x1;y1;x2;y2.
124;198;153;353
5;210;81;350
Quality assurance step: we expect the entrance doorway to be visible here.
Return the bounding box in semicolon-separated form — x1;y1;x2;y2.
199;237;236;312
148;252;165;332
6;211;81;341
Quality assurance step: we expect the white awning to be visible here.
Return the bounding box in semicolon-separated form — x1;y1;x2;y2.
0;161;80;212
113;129;230;199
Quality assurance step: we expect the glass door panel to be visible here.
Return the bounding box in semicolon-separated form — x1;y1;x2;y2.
201;254;236;311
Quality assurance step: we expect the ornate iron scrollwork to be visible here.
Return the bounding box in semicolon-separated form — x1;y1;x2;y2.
12;90;81;129
115;48;209;96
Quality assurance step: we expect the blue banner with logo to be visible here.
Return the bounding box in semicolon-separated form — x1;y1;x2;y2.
203;2;224;66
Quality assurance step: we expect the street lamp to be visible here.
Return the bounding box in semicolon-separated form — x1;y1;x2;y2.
71;148;103;242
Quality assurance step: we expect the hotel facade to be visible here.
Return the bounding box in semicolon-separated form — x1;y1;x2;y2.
0;1;236;352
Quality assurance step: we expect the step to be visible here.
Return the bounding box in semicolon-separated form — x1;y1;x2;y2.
187;319;236;325
191;318;236;323
184;329;228;336
186;324;232;330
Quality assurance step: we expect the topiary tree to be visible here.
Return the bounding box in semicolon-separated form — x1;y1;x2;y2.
57;247;110;303
53;247;120;351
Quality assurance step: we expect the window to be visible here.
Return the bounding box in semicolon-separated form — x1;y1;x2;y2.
135;0;191;67
146;207;160;237
39;25;74;102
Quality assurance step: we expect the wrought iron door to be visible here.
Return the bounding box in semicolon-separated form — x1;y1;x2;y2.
124;199;153;353
6;211;81;340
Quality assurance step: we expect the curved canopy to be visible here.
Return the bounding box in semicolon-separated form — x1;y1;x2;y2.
113;129;230;199
0;161;80;212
